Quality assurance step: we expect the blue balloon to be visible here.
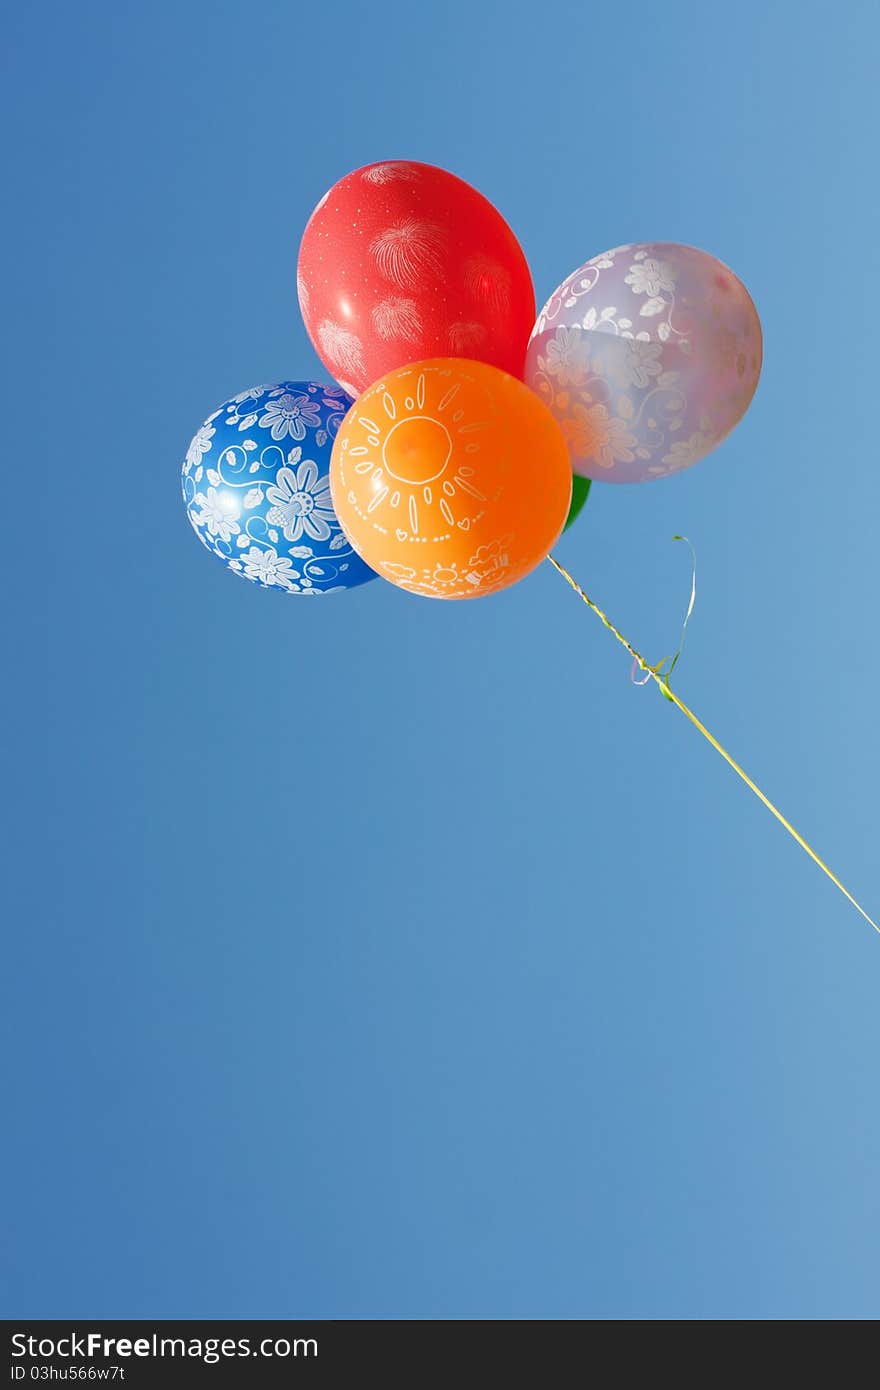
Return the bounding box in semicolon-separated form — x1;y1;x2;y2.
181;381;376;595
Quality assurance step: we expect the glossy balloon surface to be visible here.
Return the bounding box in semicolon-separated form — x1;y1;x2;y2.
526;242;762;482
182;382;375;594
330;359;571;599
298;161;535;394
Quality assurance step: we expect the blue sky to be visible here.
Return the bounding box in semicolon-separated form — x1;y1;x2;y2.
4;1;879;1318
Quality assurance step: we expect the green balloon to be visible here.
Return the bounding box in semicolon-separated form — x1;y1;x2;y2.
563;474;592;532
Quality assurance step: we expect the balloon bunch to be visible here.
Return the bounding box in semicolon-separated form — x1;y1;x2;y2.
182;160;875;931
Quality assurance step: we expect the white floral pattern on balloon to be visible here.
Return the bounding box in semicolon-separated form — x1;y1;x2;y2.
526;243;762;483
181;382;375;594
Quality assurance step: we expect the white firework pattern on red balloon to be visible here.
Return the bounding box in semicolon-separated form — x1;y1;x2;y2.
370;219;446;291
316;320;366;380
371;297;423;343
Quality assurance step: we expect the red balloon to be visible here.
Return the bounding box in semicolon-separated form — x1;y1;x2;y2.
297;161;536;395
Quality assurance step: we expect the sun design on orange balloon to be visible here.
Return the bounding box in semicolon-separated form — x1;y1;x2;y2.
331;358;572;600
334;364;499;550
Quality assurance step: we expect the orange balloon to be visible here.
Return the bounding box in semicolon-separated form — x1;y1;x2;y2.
330;359;572;599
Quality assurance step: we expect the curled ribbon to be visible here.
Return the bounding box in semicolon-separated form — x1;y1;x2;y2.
630;534;696;695
548;550;878;936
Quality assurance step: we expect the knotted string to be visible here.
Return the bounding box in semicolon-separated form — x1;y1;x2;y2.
547;552;878;935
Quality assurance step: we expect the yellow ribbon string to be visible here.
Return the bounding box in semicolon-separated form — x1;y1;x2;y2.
547;553;878;936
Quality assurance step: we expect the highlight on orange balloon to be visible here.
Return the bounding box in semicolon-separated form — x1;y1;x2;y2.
330;359;572;599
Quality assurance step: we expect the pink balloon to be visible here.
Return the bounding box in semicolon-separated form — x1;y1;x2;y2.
525;243;762;483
